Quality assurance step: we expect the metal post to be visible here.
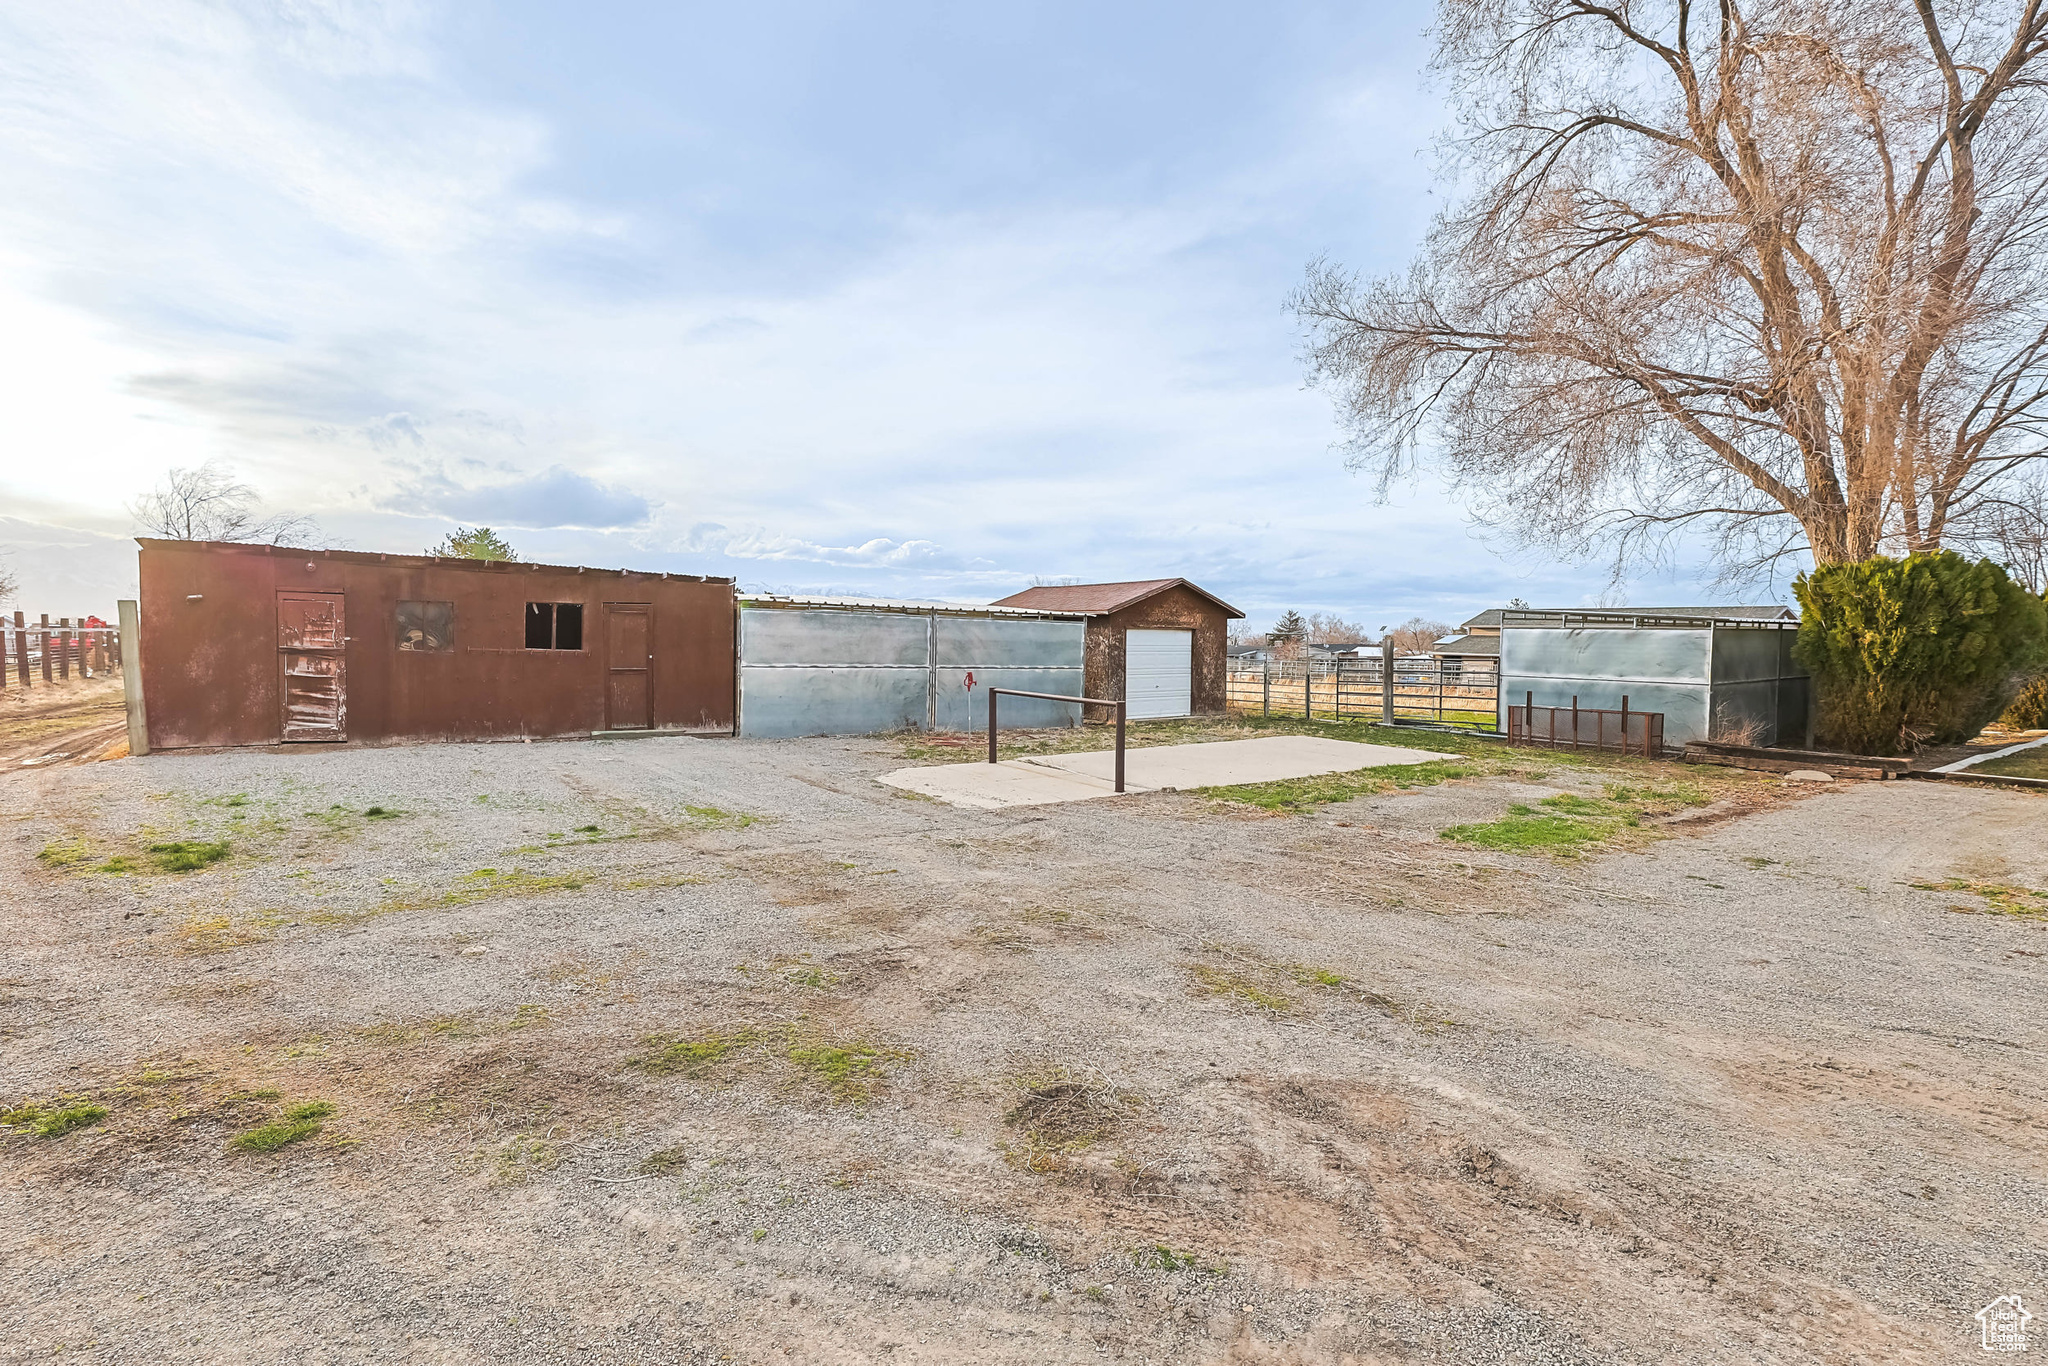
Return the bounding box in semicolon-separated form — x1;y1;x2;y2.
1381;637;1395;726
1525;690;1534;740
1620;695;1630;756
119;600;147;757
1304;658;1312;721
988;686;998;765
1571;695;1579;749
1262;656;1270;716
1115;702;1126;793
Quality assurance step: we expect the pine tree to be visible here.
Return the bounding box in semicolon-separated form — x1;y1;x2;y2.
430;526;518;562
1795;552;2047;753
1267;610;1307;645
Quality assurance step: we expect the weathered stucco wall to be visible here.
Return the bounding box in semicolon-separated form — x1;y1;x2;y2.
1085;585;1231;716
138;541;734;750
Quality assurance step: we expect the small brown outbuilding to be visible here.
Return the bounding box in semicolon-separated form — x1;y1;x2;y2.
989;579;1243;718
136;539;735;750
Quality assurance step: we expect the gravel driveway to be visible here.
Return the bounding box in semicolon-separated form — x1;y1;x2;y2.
1;728;2043;1364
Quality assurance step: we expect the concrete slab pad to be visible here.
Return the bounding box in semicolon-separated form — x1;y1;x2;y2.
1026;734;1456;790
875;759;1126;809
876;734;1458;809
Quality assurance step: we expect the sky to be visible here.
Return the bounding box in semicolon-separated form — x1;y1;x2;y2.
0;0;1760;634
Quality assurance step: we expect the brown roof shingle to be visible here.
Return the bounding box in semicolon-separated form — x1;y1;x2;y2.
991;578;1244;618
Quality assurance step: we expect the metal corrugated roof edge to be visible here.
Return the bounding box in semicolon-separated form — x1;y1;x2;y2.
737;593;1089;619
1498;609;1800;630
135;538;733;583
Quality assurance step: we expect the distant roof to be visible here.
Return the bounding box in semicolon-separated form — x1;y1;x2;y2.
1433;634;1500;656
739;592;1085;619
1460;604;1795;629
136;537;731;583
992;578;1245;619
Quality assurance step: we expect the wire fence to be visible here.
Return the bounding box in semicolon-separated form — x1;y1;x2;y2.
1226;657;1500;730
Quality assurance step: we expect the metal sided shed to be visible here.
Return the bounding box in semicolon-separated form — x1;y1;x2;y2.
737;595;1088;738
988;579;1245;719
137;539;736;750
1497;608;1808;748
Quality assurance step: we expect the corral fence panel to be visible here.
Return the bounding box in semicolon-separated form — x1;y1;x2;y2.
2;612;123;690
1226;656;1500;731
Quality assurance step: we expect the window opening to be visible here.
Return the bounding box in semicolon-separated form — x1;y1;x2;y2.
525;602;584;650
396;600;455;651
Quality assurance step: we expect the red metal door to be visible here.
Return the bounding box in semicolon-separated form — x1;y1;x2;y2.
605;604;651;730
278;592;346;742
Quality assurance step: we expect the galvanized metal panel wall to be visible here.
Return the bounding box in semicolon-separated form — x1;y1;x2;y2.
935;616;1085;730
738;607;1083;737
1708;628;1808;745
1500;627;1713;743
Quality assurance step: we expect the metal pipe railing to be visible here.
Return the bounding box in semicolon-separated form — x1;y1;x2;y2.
987;688;1127;792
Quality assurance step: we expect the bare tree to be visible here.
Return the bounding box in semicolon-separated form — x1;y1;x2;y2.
130;462;317;546
0;556;17;607
1295;0;2048;581
1303;611;1370;644
1387;616;1455;652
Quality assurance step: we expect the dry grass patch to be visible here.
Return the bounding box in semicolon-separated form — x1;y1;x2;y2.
1913;878;2048;918
1001;1063;1142;1174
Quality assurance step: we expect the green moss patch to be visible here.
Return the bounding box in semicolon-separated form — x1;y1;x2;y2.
3;1100;109;1139
1912;878;2048;918
35;838;92;868
230;1100;335;1153
627;1025;912;1101
1198;759;1480;812
148;839;231;872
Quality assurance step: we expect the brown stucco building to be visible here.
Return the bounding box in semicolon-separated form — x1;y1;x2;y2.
990;579;1243;717
136;540;735;750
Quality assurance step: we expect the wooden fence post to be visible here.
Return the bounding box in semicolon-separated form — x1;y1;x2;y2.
39;615;52;683
12;612;25;688
119;600;148;756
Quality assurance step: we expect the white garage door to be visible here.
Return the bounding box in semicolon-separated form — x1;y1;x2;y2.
1125;629;1192;719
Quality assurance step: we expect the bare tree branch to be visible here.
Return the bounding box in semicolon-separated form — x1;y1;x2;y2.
1299;0;2048;579
129;462;318;547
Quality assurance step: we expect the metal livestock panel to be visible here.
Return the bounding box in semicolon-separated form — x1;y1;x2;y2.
738;605;1083;738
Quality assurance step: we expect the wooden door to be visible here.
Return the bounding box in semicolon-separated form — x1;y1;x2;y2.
605;604;651;730
278;592;346;742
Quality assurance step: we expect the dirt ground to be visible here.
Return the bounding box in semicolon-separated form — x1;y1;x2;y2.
2;718;2044;1365
0;672;130;770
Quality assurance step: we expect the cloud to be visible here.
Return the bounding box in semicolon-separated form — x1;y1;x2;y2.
383;465;652;531
674;522;985;571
